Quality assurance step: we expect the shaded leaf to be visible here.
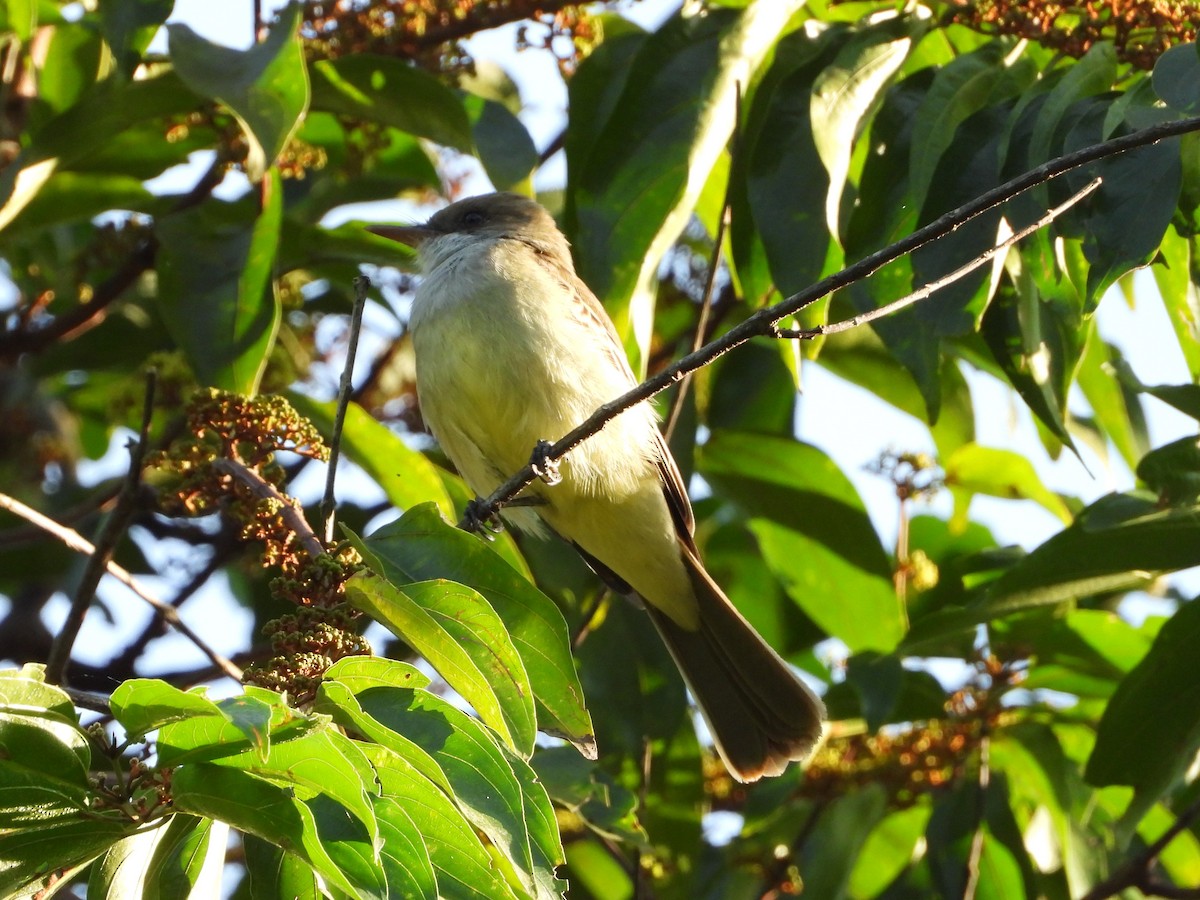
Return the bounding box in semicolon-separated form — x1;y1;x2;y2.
172;764;358;896
168;5;309;181
1086;598;1200;794
697;430;903;652
309;54;473;151
156;172;283;394
360;504;594;755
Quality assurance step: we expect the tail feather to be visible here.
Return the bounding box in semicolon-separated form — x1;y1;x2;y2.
646;545;825;782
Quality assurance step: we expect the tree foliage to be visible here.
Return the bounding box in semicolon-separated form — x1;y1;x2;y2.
1;0;1200;897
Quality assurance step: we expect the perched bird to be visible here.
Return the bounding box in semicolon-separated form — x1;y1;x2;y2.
370;192;825;781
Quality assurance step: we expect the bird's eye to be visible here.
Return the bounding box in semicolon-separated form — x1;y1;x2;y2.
462;210;486;227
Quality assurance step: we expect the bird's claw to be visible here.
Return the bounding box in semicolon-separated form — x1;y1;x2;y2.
530;440;562;486
462;498;504;537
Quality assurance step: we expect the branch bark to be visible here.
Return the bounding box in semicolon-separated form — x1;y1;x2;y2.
460;113;1200;529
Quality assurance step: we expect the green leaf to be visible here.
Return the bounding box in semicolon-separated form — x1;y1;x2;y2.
35;22;107;120
0;816;131;899
1064;100;1182;307
1076;328;1150;472
848;798;931;899
365;745;521;900
114;682;313;767
205;725;381;853
0;73;200;232
464;96;537;192
371;798;438;900
1152;42;1200;115
1137;435;1200;504
566;0;801;371
0;712;91;788
943;443;1073;527
359;504;594;756
89;816;227;900
737;26;839;299
344;571;536;757
1085;598;1200;793
799;785;889;898
156;171;283;394
172;764;359;896
309;55;473;152
844;653;904;732
811;19;913;239
8;171;160;231
0;664;78;723
983;492;1200;616
97;0;174;78
287;395;455;518
242;835;321;899
908;44;1033;214
1028;43;1117;169
980;278;1081;453
110;679;225;739
697;430;904;652
167;4;309;181
1151;226;1200;380
318;670;560;900
141;815;227;900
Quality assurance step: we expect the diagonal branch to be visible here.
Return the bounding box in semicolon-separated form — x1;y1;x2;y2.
0;491;243;682
772;178;1103;340
460;113;1200;529
1078;795;1200;900
47;371;157;684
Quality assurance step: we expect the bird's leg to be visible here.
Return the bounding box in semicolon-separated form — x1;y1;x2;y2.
529;440;562;486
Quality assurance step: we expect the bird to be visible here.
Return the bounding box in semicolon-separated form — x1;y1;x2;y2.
370;192;825;781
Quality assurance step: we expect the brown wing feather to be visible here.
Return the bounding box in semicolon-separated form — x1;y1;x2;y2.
531;241;697;544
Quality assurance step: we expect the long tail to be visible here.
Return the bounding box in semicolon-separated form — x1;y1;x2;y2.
645;545;826;782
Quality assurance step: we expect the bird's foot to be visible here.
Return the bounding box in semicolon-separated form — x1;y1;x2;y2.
462;498;504;536
529;440;562;486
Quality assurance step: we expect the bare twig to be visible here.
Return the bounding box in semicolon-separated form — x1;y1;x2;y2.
64;687;113;715
773;179;1102;340
962;733;991;900
664;84;741;444
461;112;1200;530
321;274;371;543
1078;795;1200;900
212;457;326;562
0;491;243;682
105;530;239;676
47;371;157;684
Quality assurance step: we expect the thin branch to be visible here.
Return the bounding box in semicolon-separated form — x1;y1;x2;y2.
461;112;1200;529
662;83;740;442
105;530;238;675
0;491;243;682
64;687;112;715
322;274;371;543
1078;795;1200;900
773;178;1103;340
962;733;991;900
212;458;326;562
0;158;225;360
47;371;157;684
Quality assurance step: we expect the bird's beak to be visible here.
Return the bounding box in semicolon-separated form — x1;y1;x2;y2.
367;224;437;248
